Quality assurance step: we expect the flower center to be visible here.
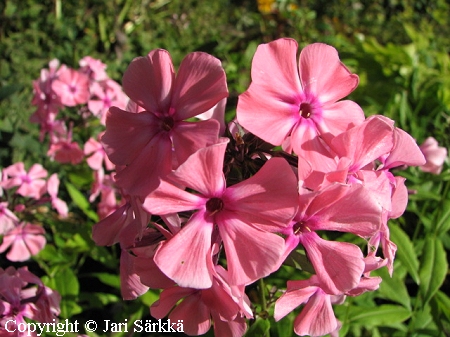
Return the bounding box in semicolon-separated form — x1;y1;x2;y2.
299;103;312;118
161;116;174;132
206;197;224;215
293;221;310;235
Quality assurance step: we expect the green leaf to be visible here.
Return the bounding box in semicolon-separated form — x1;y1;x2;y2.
90;272;121;289
45;268;81;318
65;181;98;222
245;317;270;337
419;237;448;305
390;224;420;284
348;305;411;327
372;267;411;309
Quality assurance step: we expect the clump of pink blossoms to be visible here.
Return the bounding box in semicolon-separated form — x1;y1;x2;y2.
92;38;425;337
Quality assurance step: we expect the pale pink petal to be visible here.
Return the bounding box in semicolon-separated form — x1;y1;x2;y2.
154;211;214;289
331;115;394;172
122;50;174;113
212;312;247;337
217;215;285;285
28;164;48;180
172;52;228;120
197;97;227;135
419;137;447;174
383;127;425;169
390;176;408;219
52;198;68;218
293;289;338;337
300;232;365;294
101;107;161;166
46;173;60;198
134;254;175;289
299;43;359;103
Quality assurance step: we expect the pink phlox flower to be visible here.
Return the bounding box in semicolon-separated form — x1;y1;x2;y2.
46;173;68;218
280;183;381;294
144;140;299;288
345;254;386;297
88;79;128;125
84;134;115;171
89;168;119;220
237;38;364;171
0;222;46;262
150;265;252;337
274;275;342;337
0;202;19;235
2;163;48;199
419;136;447;174
101;49;228;197
79;56;109;81
51;65;90;106
92;195;150;247
0;267;60;327
47;124;84;165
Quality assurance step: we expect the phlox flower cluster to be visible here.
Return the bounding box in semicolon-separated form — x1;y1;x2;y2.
0;266;61;336
90;38;427;336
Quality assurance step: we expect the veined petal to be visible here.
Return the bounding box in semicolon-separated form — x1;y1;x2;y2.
151;286;196;319
114;132;172;197
171;120;221;169
169;292;211;335
223;157;298;230
274;284;317;321
172;52;228;120
383;127;426;169
122;49;174;113
154;211;214;289
299;43;359;103
102;107;161;166
300;232;365;294
317;100;365;144
217;215;285;285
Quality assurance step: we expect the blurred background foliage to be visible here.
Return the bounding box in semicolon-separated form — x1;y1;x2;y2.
1;0;449;336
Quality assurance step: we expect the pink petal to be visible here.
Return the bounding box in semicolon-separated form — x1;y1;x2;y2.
274;282;317;321
114;132;173;196
122;50;174;113
217;215;285;285
223;157;298;231
143;180;207;215
317;100;365;144
293;289;338;337
169;292;211;335
172;52;228;120
299;43;359;103
390;176;408;219
384;127;425;169
300;232;365;294
172;119;221;168
154;211;214;289
120;250;149;300
151;286;197;319
169;139;227;197
101;107;161;166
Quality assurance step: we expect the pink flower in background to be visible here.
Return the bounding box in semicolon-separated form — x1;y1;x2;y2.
47;173;68;218
0;202;18;235
419;137;447;174
237;38;364;170
47;124;84;165
79;56;109;81
52;65;90;106
2;163;48;199
144;140;298;288
84;134;115;171
101;49;228;196
0;223;46;262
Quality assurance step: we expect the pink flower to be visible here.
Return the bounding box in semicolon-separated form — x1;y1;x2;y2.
419;137;447;174
47;174;68;218
84;134;115;171
0;223;46;262
275;276;341;337
237;39;364;169
87;80;128;125
52;65;90;106
101;49;228;196
0;202;18;235
150;265;252;337
79;56;109;81
144;140;298;288
2;163;48;199
47;125;84;165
